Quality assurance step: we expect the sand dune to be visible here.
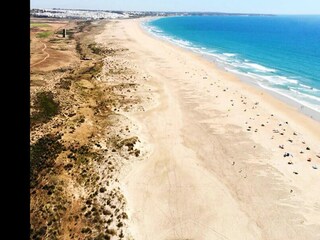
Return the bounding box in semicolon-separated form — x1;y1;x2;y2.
97;19;320;240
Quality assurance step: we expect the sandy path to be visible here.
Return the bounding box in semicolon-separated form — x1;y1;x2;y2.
98;19;320;240
31;42;50;67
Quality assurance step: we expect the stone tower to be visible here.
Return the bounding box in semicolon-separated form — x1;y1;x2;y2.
62;29;67;38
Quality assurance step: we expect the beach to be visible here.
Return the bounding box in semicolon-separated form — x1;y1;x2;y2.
96;19;320;240
30;17;320;239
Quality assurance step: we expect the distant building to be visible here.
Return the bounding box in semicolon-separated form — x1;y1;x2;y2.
62;29;66;38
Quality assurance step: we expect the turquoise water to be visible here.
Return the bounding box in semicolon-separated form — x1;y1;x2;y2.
146;16;320;113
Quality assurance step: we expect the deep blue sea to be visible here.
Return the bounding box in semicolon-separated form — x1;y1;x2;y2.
145;16;320;113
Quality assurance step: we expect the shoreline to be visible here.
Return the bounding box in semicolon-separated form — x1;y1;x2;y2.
94;18;320;239
108;18;320;239
204;54;320;122
138;18;320;140
142;17;320;122
31;17;320;239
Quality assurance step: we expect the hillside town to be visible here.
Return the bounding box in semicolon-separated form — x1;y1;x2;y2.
30;8;172;19
31;8;272;20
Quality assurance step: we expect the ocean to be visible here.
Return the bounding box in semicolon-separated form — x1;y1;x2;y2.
145;15;320;113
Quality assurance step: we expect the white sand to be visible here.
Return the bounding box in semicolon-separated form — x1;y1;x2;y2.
97;19;320;240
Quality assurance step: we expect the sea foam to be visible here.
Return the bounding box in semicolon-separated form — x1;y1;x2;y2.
145;16;320;114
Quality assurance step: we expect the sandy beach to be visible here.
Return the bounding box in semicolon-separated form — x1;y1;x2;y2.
29;12;320;240
95;18;320;240
96;17;320;240
29;16;320;240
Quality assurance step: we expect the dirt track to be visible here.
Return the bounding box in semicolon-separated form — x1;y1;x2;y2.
31;42;50;67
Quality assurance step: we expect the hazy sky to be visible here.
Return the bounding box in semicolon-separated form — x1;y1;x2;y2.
30;0;320;14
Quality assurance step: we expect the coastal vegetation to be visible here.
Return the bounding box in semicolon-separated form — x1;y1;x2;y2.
31;22;50;28
31;91;60;127
30;134;64;188
36;31;53;38
30;19;146;239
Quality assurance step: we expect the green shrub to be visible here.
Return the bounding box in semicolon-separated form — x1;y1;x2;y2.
31;23;49;28
36;31;53;38
31;91;60;127
30;134;64;188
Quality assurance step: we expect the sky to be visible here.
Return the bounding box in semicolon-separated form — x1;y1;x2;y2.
30;0;320;15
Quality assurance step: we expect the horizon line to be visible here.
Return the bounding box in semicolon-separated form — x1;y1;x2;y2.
30;7;320;16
